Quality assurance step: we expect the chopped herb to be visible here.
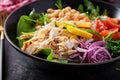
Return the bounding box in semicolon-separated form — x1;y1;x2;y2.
29;9;40;20
81;0;108;20
106;37;120;57
96;6;100;17
55;0;63;9
102;9;108;15
29;9;50;25
78;4;84;13
38;13;50;25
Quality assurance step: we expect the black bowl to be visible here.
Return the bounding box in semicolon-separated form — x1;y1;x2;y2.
4;0;120;72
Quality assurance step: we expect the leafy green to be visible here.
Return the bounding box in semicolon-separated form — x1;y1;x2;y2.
17;16;36;37
78;4;84;13
35;48;53;61
95;6;100;17
86;29;102;37
106;37;120;57
55;0;63;9
84;0;98;19
102;9;108;15
52;59;68;63
29;9;40;20
37;13;50;25
16;37;26;48
29;9;50;25
35;48;68;63
21;32;34;36
84;0;95;12
79;0;108;20
17;16;36;47
20;32;34;40
17;9;50;47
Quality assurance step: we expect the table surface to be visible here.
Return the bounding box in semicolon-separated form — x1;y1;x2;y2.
3;0;120;80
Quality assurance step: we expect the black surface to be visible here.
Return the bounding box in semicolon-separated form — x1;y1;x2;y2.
3;0;120;80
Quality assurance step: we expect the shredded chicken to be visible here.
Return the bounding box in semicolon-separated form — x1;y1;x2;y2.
22;21;79;59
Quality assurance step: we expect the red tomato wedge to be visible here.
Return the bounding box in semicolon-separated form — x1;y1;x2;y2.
100;30;109;37
92;18;120;39
111;32;120;40
93;34;102;40
105;17;120;29
92;19;108;32
109;28;119;33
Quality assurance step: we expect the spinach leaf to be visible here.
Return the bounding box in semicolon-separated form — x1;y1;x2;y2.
16;37;26;48
17;15;36;47
17;15;36;37
35;48;53;61
17;9;50;47
53;59;68;63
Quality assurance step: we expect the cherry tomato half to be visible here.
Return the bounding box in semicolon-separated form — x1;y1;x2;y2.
105;17;120;29
111;32;120;40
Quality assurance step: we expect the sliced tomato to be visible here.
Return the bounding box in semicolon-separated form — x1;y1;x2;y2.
109;27;119;33
93;34;102;40
105;17;120;29
92;19;108;32
111;32;120;40
100;30;109;37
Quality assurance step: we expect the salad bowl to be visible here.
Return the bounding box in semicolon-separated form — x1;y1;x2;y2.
4;0;120;71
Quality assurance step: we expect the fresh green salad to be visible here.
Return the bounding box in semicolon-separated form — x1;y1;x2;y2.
17;0;120;63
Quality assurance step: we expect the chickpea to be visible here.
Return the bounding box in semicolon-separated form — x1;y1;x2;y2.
71;9;77;14
64;15;71;20
47;8;54;13
58;11;65;18
54;9;61;15
65;11;71;17
62;8;67;13
73;12;80;17
50;12;58;18
75;11;80;15
64;6;71;12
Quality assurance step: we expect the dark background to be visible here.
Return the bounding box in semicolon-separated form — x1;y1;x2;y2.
3;0;120;80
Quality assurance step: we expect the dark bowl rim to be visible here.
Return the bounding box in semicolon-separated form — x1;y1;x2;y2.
4;0;120;66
